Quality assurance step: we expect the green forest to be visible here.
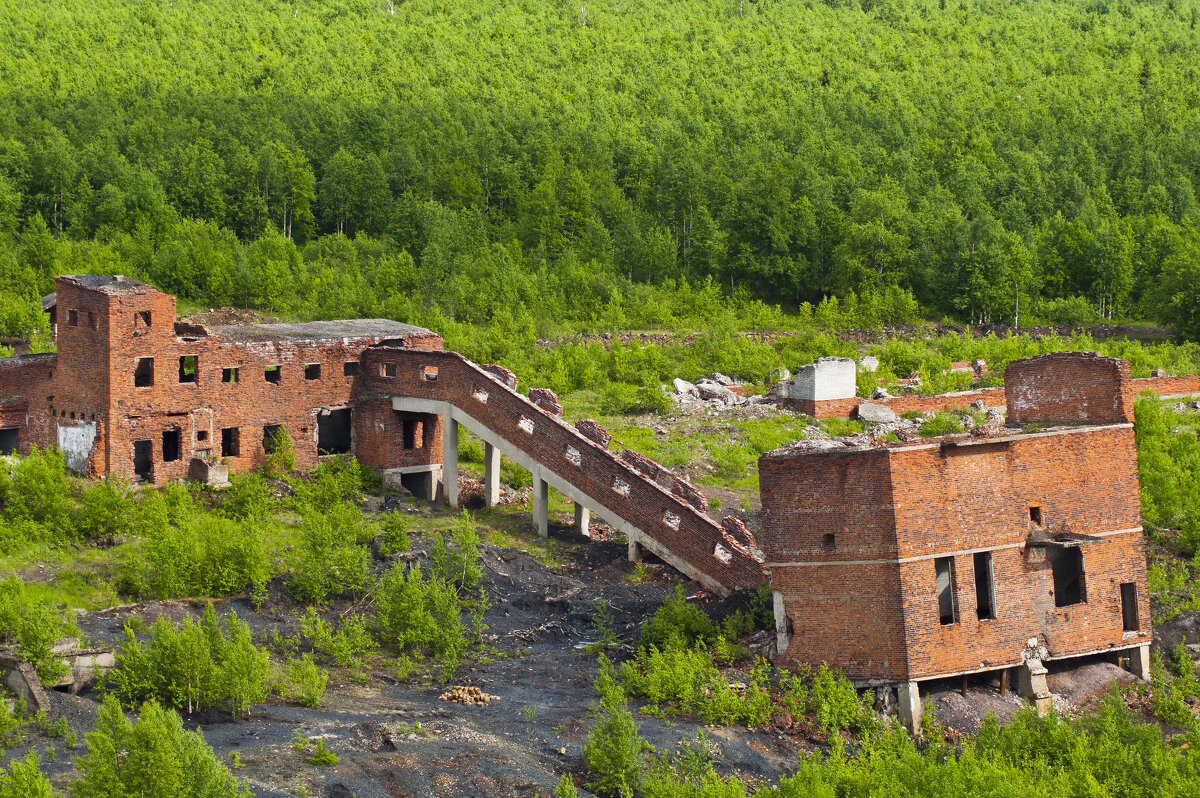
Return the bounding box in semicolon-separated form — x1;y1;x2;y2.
2;0;1200;348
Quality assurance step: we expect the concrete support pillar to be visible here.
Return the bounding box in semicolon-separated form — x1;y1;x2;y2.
898;681;922;734
1018;659;1052;715
484;443;501;508
533;476;549;538
772;590;790;655
574;502;590;535
1130;643;1151;681
442;417;459;508
627;535;642;563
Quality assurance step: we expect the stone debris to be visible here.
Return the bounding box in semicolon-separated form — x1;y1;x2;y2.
858;356;879;373
694;379;739;405
672;378;699;397
711;372;735;386
767;367;791;386
856;402;897;424
440;686;500;706
1152;368;1168;377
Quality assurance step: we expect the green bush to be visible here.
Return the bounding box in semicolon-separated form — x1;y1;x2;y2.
299;607;375;670
217;472;276;522
918;412;966;437
0;574;78;682
0;447;72;543
0;756;52;798
73;478;138;540
584;656;650;798
105;604;269;717
429;511;483;591
275;654;328;708
379;512;410;556
285;505;372;604
259;427;296;480
72;696;252;798
639;587;717;652
372;562;467;679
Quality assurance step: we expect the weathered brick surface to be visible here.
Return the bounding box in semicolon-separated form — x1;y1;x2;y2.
1006;352;1133;426
360;347;765;592
528;387;563;417
574;419;612;448
11;277;444;482
761;357;1149;682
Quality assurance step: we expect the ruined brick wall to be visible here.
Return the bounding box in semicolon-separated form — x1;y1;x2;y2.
1005;352;1133;426
360;347;765;592
351;396;443;472
1133;375;1200;398
760;424;1148;681
0;354;55;456
759;450;910;679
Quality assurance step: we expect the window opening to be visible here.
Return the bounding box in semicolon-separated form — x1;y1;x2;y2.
305;364;321;380
422;366;439;382
1029;505;1043;527
262;425;284;454
934;557;958;625
132;440;153;482
822;533;836;550
1048;546;1085;607
88;311;97;329
136;310;151;328
134;358;154;387
67;309;78;327
222;367;238;383
264;365;281;384
400;417;423;450
178;355;198;384
1120;582;1139;632
343;361;360;376
317;409;353;455
379;363;397;377
221;427;240;458
162;429;181;462
197;430;209;442
974;551;996;620
0;429;17;455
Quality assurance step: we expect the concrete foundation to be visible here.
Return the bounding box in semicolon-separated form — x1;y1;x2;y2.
484;442;501;507
1018;659;1052;715
533;476;549;538
898;680;922;734
574;502;590;535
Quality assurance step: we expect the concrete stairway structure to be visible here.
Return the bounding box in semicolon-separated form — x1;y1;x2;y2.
360;346;764;595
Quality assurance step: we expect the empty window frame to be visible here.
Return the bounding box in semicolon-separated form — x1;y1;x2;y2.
221;427;240;457
974;551;997;620
222;367;239;383
317;409;353;455
1120;582;1140;632
343;361;360;377
134;358;154;387
132;440;153;482
422;366;439;382
135;310;151;329
162;429;181;462
178;355;198;384
304;364;321;381
400;417;424;450
1029;504;1044;527
1048;546;1085;607
67;309;79;327
264;365;281;384
934;557;958;625
379;363;397;378
822;533;836;550
262;424;284;454
87;311;97;329
0;429;17;455
197;430;209;443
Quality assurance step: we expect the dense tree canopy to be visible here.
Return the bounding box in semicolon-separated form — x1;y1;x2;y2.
0;0;1199;338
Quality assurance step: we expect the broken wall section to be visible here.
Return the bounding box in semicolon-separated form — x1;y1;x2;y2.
1006;352;1133;426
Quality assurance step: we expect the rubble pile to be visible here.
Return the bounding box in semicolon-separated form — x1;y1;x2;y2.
440;685;500;706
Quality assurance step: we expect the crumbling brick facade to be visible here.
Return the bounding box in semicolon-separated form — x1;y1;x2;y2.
1;276;445;484
761;353;1150;685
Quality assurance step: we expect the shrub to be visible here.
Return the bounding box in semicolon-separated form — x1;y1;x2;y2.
372;563;467;679
259;427;295;479
379;512;409;556
105;604;269;717
299;607;375;670
73;478;138;540
808;663;871;734
285;506;372;604
0;756;52;798
584;656;650;798
0;574;78;682
218;472;275;521
918;412;965;437
275;655;328;708
0;448;72;542
639;587;717;652
429;511;483;591
72;696;252;798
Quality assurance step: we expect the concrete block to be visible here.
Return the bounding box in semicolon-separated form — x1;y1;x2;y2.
791;357;856;402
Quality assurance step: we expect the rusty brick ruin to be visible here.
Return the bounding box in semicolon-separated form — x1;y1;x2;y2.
0;282;1158;724
759;351;1151;729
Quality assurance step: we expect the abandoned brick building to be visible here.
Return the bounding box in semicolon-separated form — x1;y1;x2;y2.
759;352;1151;729
0;275;448;496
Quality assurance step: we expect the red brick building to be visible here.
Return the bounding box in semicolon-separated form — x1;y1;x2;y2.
760;352;1150;728
0;275;445;491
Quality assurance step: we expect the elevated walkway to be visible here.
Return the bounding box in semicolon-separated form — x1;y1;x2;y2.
361;347;764;595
